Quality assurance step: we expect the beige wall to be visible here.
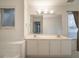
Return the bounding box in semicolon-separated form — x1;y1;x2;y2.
24;0;30;38
0;0;24;42
0;0;24;57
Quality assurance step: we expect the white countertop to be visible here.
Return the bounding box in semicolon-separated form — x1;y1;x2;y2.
25;35;72;40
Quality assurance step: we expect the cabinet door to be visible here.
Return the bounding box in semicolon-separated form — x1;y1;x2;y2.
72;39;76;52
38;40;49;57
61;40;72;56
26;39;38;57
50;40;61;56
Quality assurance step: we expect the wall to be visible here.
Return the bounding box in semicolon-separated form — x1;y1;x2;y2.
0;0;24;57
24;0;31;38
0;0;24;42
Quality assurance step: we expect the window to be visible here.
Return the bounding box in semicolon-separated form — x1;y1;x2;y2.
1;8;15;27
33;21;40;33
68;12;78;39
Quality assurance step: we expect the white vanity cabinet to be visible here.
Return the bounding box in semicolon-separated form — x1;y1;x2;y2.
61;40;72;56
38;39;49;57
50;40;61;56
26;39;38;57
50;40;72;57
26;39;72;57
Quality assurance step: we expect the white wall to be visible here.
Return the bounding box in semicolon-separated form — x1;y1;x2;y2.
0;0;24;57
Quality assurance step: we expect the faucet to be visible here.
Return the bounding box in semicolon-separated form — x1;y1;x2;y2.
34;34;37;38
57;34;60;37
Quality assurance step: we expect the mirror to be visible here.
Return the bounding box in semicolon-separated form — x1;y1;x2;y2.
30;14;62;35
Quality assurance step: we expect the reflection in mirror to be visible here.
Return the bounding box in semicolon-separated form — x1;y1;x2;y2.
30;14;62;35
30;15;43;34
43;15;62;35
33;21;40;33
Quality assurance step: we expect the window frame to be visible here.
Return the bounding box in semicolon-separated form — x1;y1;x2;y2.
0;8;15;29
67;12;78;39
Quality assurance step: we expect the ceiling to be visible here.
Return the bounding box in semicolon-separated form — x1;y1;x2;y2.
28;0;78;6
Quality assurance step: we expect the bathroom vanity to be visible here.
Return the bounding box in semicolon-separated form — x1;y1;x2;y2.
25;35;72;57
25;14;72;58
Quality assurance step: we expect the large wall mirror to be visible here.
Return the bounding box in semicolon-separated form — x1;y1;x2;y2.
30;14;62;35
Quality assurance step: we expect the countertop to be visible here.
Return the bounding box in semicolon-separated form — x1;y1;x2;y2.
25;35;72;40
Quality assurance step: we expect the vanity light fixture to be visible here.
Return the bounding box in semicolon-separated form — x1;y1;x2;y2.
37;10;54;14
43;9;48;14
50;10;54;14
37;10;42;14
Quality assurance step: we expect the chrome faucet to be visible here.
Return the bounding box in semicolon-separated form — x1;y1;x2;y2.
34;34;37;38
57;34;60;37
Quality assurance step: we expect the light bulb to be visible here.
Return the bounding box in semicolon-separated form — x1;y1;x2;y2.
50;10;54;14
37;10;42;14
44;9;48;14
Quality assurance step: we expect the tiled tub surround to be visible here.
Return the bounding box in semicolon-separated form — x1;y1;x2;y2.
25;35;74;58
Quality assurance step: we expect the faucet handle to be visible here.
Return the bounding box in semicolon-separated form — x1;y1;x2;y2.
57;35;60;37
34;35;36;37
